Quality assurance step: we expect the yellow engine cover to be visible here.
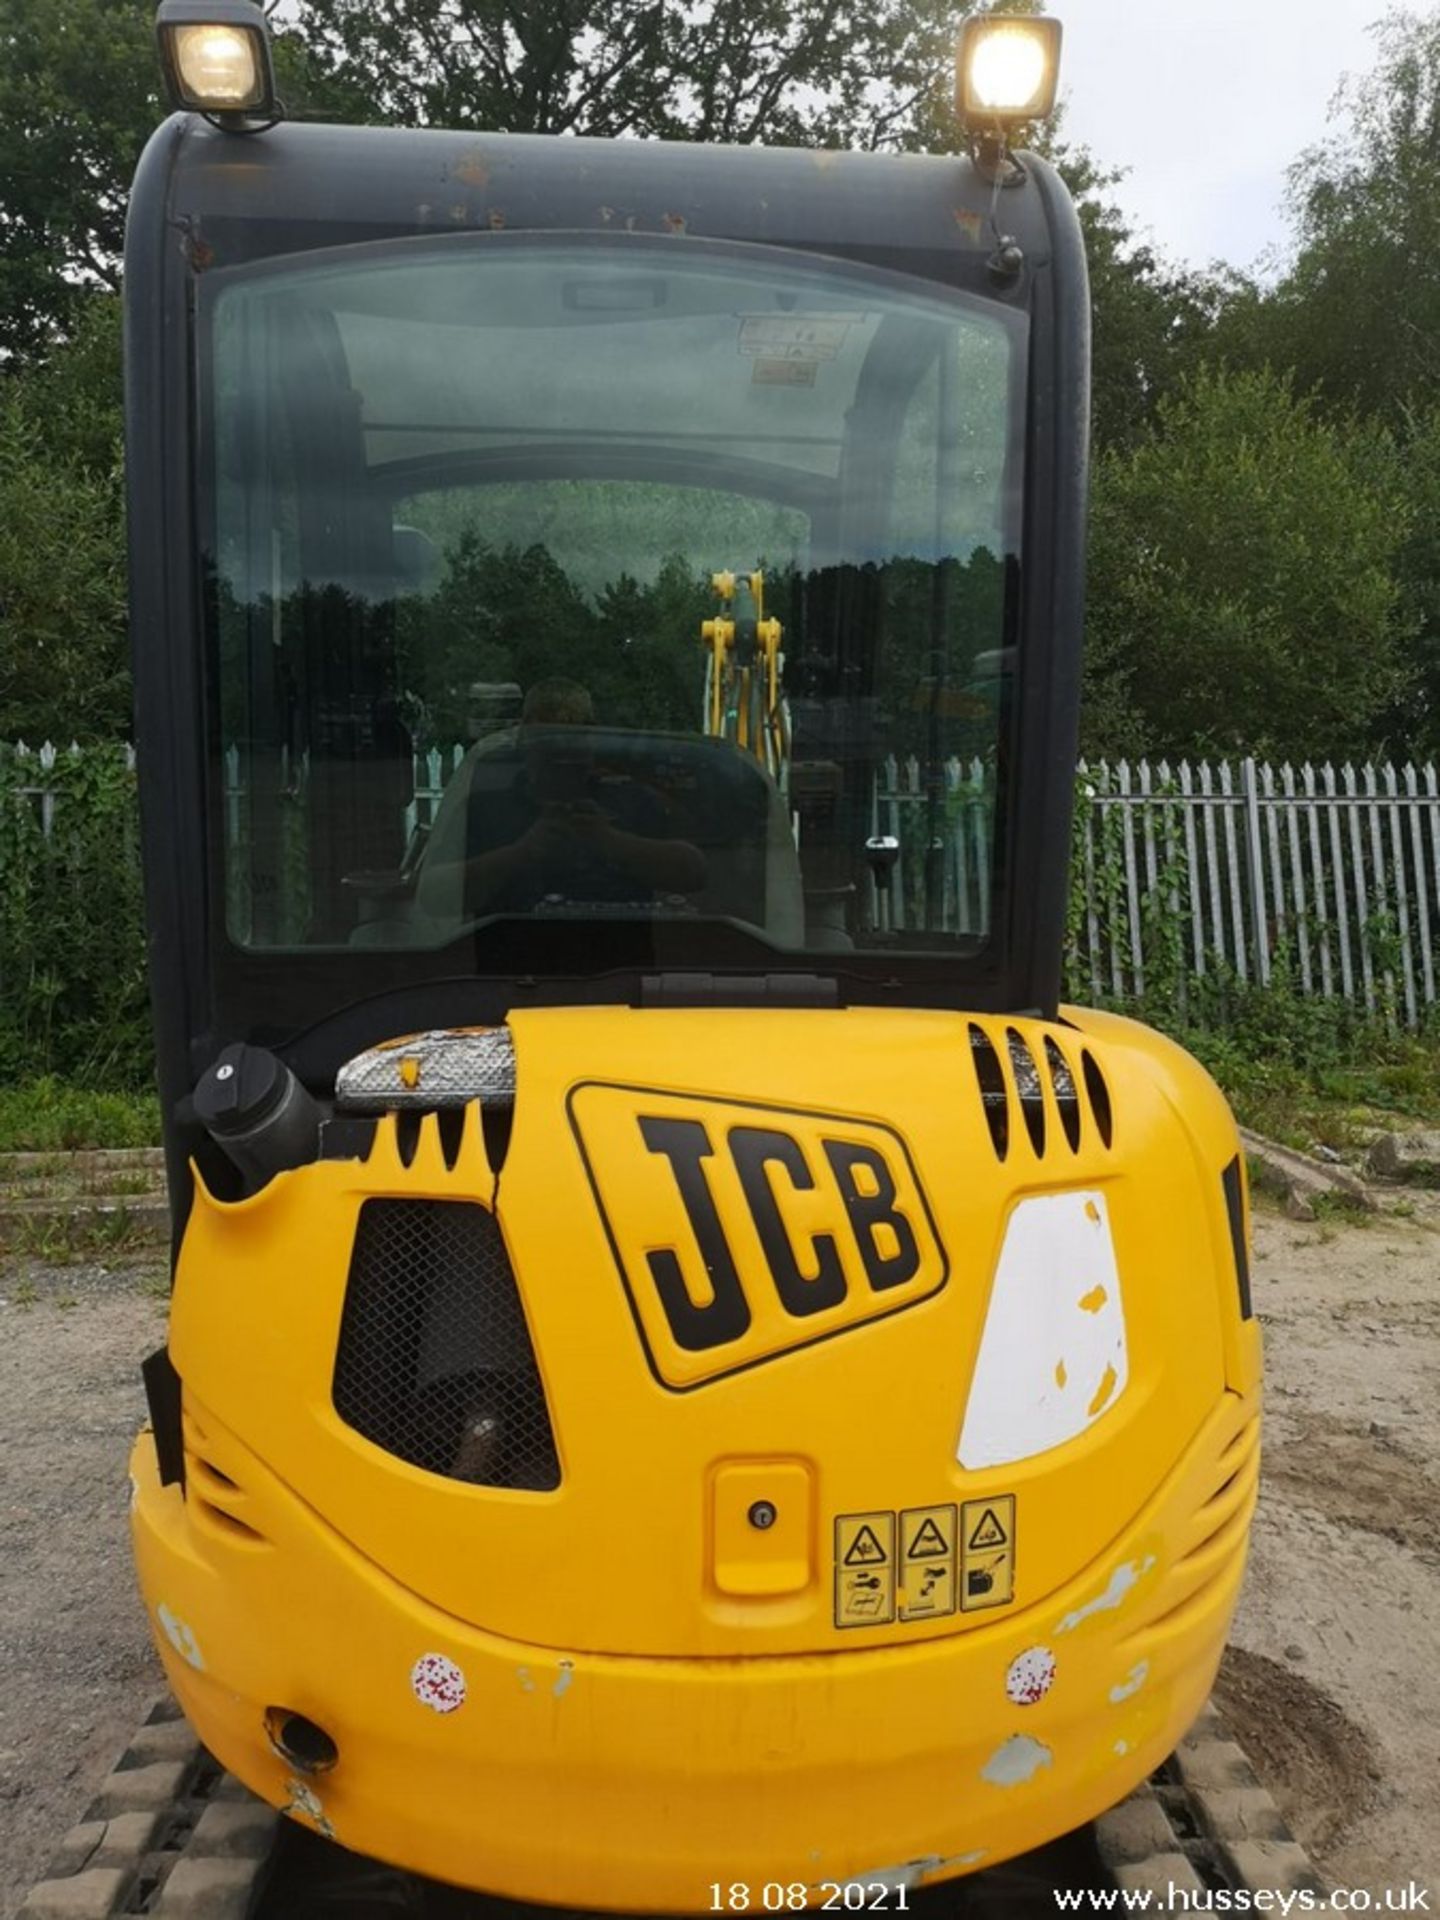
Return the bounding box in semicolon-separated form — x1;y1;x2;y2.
133;1005;1262;1904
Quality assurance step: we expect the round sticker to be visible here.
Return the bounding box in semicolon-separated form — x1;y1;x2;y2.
1005;1645;1056;1706
411;1652;467;1714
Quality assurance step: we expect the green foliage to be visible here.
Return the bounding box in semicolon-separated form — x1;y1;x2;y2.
1172;989;1440;1150
1269;9;1440;427
0;299;130;741
284;0;974;151
0;743;151;1086
0;1078;157;1150
0;0;158;358
1048;145;1256;454
1083;367;1407;763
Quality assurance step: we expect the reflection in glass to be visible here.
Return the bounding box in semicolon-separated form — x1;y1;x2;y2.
207;238;1023;973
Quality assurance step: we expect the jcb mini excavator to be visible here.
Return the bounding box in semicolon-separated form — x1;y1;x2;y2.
126;6;1261;1906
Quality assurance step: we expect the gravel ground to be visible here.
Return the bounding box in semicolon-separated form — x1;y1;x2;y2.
0;1257;164;1918
2;1206;1437;1916
1222;1199;1440;1900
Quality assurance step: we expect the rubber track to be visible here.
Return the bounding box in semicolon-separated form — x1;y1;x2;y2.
15;1698;1326;1919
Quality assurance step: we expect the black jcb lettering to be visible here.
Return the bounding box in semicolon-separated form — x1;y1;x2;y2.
822;1140;920;1292
638;1116;752;1351
728;1126;848;1317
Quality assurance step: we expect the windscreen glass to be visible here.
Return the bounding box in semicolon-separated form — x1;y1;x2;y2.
205;236;1024;972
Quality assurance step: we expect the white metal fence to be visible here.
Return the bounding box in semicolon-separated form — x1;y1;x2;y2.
1071;758;1440;1025
16;744;1440;1024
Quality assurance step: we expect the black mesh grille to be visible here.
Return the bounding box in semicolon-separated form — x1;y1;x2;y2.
333;1199;560;1491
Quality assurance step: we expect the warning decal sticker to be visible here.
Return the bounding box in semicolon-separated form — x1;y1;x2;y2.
835;1499;1016;1628
960;1494;1016;1612
834;1512;896;1627
899;1505;957;1621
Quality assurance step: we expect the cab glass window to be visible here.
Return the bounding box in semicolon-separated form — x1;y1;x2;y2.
204;235;1024;968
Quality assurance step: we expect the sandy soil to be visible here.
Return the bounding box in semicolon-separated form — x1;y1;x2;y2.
1;1207;1437;1914
0;1258;164;1918
1220;1203;1440;1898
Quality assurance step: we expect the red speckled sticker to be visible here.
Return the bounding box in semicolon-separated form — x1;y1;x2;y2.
1005;1645;1057;1706
411;1652;467;1714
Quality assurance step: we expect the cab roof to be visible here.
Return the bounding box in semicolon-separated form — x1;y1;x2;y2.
146;115;1058;296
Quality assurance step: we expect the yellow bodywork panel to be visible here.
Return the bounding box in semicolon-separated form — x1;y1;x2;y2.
137;1004;1261;1903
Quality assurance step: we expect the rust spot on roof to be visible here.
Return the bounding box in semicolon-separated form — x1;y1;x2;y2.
453;151;489;189
663;211;687;235
487;208;506;230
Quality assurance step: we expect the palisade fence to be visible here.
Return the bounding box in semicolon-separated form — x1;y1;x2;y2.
10;742;1440;1028
879;753;1440;1026
1068;757;1440;1025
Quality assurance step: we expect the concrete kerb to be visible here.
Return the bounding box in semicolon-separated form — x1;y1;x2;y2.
0;1147;168;1244
1239;1127;1378;1222
20;1694;1328;1916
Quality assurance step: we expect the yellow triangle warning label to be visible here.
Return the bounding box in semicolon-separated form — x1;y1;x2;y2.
907;1517;951;1559
967;1507;1009;1551
843;1524;889;1566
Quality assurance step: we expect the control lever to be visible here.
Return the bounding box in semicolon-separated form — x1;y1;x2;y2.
865;834;901;934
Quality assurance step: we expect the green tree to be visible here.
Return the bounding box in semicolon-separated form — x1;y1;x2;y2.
1049;145;1255;452
0;305;130;741
1083;367;1407;764
1264;8;1440;424
287;0;973;149
0;0;159;359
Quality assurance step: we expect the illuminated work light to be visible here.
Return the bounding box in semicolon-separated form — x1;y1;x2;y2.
156;0;277;121
957;15;1062;129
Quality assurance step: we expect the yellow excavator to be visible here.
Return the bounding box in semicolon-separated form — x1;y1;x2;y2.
125;5;1261;1908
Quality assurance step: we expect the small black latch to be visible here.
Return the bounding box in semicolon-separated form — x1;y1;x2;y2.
640;972;841;1009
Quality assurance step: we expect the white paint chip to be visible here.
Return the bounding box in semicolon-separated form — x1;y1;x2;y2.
958;1191;1128;1469
981;1734;1053;1786
841;1865;932;1893
1054;1556;1155;1635
834;1852;987;1892
1109;1659;1150;1703
282;1777;335;1838
411;1652;466;1714
1005;1646;1057;1705
553;1659;575;1698
156;1604;205;1671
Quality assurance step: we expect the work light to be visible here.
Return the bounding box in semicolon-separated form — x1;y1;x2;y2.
957;15;1062;129
156;0;277;120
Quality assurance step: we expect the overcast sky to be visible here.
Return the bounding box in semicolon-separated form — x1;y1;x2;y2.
1053;1;1393;275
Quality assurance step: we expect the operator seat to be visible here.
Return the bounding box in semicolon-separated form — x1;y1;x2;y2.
387;727;803;946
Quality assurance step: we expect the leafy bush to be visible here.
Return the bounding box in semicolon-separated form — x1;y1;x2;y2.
0;1077;159;1151
0;742;151;1087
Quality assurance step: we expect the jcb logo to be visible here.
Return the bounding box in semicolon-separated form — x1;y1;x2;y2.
569;1084;948;1388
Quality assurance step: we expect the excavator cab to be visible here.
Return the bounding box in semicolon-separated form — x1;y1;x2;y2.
125;6;1261;1907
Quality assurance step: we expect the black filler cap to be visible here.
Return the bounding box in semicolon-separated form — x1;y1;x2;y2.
193;1041;289;1138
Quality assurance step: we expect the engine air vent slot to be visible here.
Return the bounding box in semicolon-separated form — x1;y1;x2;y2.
193;1498;268;1546
1006;1029;1046;1157
1081;1049;1114;1149
968;1024;1009;1161
334;1199;560;1492
1044;1037;1083;1151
